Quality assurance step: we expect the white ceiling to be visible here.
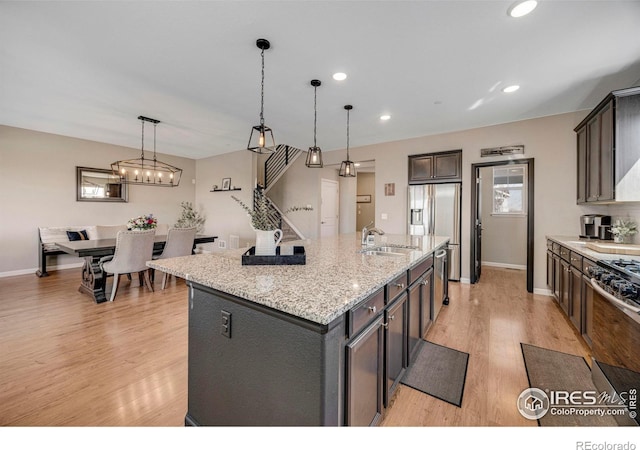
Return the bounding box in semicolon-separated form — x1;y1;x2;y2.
2;1;640;160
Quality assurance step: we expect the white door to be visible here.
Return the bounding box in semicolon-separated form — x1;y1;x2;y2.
321;179;339;237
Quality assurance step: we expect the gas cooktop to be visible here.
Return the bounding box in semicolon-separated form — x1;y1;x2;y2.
597;259;640;285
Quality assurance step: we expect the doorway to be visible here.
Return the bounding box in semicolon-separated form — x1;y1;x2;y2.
470;158;534;293
320;178;339;237
356;172;375;231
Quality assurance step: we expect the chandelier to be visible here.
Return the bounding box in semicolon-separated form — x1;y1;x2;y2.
305;79;323;168
247;38;276;154
339;105;356;177
111;116;183;187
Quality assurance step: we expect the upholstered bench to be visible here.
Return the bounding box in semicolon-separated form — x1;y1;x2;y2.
36;224;169;277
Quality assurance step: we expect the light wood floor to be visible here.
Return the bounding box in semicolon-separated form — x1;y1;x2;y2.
0;266;590;426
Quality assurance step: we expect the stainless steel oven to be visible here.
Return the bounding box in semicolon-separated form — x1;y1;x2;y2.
588;259;640;426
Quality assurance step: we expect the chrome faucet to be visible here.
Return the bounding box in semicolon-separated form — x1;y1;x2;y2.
362;221;385;245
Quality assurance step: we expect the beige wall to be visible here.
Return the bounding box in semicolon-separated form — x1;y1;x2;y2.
479;166;527;269
5;111;640;290
0;125;196;275
317;110;593;292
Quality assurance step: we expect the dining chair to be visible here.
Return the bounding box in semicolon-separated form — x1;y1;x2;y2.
153;227;197;289
99;229;156;302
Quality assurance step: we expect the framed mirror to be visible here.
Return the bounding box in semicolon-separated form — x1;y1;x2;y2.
76;166;128;202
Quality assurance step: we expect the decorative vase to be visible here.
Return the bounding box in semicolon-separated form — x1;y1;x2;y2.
613;234;625;244
254;229;283;256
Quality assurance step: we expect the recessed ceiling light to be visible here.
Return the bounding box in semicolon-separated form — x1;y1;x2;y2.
508;1;538;18
332;72;347;81
380;114;391;121
502;85;520;93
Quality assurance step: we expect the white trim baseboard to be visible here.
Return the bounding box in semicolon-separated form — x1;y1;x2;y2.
481;261;527;271
534;288;553;296
0;262;84;278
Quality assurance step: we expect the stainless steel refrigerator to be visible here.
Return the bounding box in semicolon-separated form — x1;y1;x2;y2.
408;183;461;281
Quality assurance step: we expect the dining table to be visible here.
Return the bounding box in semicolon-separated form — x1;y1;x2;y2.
56;234;217;303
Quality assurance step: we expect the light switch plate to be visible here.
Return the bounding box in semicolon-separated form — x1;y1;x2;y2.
381;213;388;220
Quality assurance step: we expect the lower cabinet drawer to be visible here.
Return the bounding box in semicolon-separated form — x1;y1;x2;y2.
386;272;408;303
348;288;385;338
408;256;433;285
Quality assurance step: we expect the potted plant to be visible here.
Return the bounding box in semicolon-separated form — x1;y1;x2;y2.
611;218;638;244
174;201;205;233
232;190;312;255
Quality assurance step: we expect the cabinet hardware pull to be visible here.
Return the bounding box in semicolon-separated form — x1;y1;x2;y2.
421;279;429;286
368;306;377;314
394;283;405;289
382;322;389;329
390;314;395;321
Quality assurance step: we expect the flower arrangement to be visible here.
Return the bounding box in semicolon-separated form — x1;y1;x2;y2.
611;218;638;243
127;213;158;230
174;201;206;233
232;191;312;231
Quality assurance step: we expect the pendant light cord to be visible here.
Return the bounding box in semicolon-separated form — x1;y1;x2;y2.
313;85;318;147
140;119;145;159
260;47;265;127
346;108;350;160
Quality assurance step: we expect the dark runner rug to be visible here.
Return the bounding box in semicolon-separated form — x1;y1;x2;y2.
401;340;469;407
520;343;618;426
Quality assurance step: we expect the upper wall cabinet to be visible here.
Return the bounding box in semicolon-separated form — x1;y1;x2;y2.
408;149;462;184
575;86;640;204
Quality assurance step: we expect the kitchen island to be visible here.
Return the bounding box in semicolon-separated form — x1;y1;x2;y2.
148;233;449;426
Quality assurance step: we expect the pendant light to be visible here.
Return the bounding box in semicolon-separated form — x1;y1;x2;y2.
247;38;276;154
339;105;356;177
111;116;183;187
305;79;323;168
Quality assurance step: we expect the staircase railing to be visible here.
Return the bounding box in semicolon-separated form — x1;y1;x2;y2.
264;144;302;190
253;187;306;241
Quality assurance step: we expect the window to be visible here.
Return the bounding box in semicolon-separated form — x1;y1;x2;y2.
493;165;526;215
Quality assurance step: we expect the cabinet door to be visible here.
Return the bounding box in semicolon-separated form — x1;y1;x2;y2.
598;100;614;201
345;316;384;426
547;250;554;291
586;115;601;202
421;268;433;335
560;259;571;314
569;267;582;331
407;281;422;364
408;155;433;183
433;152;461;180
385;294;407;407
582;275;593;348
552;254;561;301
576;126;587;203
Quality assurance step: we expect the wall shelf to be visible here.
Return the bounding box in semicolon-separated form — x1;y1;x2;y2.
210;188;242;192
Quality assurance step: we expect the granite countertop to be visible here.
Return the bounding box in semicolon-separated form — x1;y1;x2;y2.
148;233;449;325
546;235;624;261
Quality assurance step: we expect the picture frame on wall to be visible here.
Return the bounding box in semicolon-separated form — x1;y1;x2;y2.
222;178;231;190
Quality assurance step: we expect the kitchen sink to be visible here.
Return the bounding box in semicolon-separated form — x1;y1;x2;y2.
359;244;418;257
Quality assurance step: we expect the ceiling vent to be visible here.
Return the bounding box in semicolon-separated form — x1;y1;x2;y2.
480;145;524;157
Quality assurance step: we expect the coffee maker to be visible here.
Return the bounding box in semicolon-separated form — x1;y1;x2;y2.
580;214;612;240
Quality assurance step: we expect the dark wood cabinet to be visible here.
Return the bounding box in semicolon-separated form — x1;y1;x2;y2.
576;126;587;204
420;268;434;335
384;293;407;407
569;266;582;331
407;280;422;364
582;274;594;348
585;100;614;202
345;315;384;426
409;150;462;184
560;258;571;315
575;86;640;204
